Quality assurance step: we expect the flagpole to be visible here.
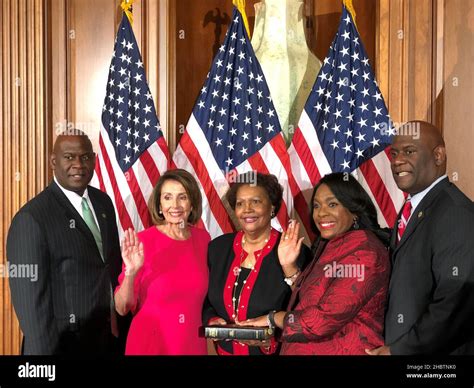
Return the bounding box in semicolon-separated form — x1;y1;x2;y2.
121;0;134;25
343;0;357;28
232;0;251;38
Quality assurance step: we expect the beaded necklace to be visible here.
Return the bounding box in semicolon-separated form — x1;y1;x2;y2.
231;232;270;320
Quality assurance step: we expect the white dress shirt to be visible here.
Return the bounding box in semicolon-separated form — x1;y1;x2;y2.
54;176;101;231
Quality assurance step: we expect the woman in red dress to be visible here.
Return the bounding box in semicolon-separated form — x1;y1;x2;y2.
241;172;390;355
114;169;210;355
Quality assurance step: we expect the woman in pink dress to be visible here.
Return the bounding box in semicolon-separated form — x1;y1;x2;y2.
114;169;210;355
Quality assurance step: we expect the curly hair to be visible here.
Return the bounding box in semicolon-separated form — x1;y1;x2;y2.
225;172;283;217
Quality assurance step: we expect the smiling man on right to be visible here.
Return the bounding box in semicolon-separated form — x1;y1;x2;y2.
367;120;474;355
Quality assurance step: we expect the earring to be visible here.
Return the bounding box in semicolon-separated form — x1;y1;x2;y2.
271;209;275;217
353;217;359;230
159;209;163;215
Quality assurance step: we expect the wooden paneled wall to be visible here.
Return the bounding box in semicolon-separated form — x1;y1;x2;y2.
1;0;473;355
0;0;48;355
48;0;173;154
442;0;474;199
376;0;474;198
376;0;439;125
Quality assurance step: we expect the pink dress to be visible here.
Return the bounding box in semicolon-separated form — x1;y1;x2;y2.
115;226;210;355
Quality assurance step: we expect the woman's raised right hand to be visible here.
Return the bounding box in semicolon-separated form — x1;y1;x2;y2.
121;228;144;277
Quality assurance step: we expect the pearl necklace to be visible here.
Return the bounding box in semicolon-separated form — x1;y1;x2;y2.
231;232;270;320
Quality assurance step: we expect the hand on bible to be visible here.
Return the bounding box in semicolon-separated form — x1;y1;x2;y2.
236;315;268;327
207;317;227;326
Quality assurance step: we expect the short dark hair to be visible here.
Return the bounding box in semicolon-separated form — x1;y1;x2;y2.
226;172;283;217
310;173;389;246
149;169;202;225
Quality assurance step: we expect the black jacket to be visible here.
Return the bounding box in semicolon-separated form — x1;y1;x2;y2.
203;231;310;354
385;178;474;354
7;181;127;355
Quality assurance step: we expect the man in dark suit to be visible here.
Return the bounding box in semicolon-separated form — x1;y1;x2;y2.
7;131;125;355
367;120;474;355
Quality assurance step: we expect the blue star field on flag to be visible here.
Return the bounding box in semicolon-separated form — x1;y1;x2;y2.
304;5;396;172
192;7;282;171
101;14;164;172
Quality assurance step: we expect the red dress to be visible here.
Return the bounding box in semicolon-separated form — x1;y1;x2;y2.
281;230;390;355
115;226;210;355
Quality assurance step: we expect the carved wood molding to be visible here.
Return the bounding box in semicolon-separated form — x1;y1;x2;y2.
158;0;177;152
0;0;48;355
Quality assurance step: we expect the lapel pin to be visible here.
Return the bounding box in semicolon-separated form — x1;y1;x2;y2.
418;211;423;218
101;213;106;218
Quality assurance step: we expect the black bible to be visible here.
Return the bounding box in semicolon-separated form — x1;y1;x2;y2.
201;324;274;340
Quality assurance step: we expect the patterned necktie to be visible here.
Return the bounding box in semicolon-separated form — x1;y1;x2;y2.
81;197;104;261
397;198;412;242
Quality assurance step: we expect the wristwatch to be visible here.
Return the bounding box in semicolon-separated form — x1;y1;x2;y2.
284;269;300;286
266;310;276;333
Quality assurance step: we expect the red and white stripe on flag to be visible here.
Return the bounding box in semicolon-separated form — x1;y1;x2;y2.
173;114;294;239
289;109;405;233
92;133;170;236
91;13;170;237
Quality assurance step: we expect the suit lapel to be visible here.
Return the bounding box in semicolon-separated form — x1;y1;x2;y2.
389;211;400;254
49;181;105;262
393;207;425;254
393;178;450;256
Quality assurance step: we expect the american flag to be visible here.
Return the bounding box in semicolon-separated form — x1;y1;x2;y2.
93;13;170;234
289;4;404;232
173;7;294;238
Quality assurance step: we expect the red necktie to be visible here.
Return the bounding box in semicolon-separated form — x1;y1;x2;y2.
397;199;412;242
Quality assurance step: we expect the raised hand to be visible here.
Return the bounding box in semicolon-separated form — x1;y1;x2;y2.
121;228;144;277
278;220;304;268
